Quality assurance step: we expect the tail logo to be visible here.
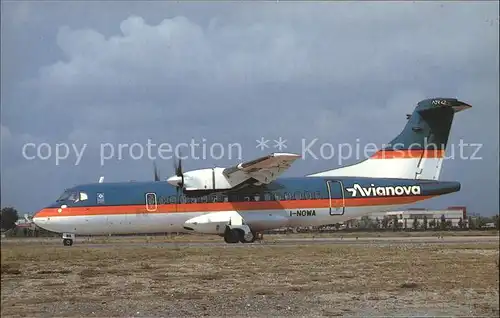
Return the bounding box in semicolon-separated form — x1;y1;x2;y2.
346;183;421;197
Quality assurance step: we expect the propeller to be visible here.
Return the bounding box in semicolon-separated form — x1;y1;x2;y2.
173;156;184;188
168;151;186;189
153;161;160;181
169;153;187;212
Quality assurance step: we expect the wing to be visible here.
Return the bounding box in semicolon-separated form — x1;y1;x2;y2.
222;152;301;185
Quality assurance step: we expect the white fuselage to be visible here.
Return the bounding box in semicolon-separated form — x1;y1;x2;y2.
33;204;405;236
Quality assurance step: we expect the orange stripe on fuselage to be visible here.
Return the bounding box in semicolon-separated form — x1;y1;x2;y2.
36;196;435;218
370;149;444;159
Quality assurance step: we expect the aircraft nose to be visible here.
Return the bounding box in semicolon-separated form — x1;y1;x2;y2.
32;211;41;225
32;209;48;226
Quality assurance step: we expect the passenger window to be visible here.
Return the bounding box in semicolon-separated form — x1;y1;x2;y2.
294;191;302;200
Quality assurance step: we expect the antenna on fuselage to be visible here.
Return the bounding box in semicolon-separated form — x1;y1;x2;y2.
98;176;104;183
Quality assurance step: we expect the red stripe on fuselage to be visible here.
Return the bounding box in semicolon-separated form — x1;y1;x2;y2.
370;149;444;159
35;195;435;218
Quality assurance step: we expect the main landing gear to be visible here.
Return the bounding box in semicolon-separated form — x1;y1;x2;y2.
222;214;259;244
62;233;75;246
223;225;261;244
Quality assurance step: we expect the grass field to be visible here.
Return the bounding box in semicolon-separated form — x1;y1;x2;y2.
1;238;499;317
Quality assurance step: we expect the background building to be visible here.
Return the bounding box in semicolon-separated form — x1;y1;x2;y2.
271;206;469;233
14;215;36;230
360;206;467;228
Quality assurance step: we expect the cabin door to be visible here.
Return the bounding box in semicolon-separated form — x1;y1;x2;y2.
145;193;158;212
326;180;345;215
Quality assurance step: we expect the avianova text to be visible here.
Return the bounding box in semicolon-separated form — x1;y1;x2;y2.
345;183;421;197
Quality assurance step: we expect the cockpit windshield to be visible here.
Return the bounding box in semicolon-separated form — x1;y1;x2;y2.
56;190;76;202
56;190;88;203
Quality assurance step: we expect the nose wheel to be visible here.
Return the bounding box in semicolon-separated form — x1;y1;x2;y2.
62;233;75;246
63;239;73;246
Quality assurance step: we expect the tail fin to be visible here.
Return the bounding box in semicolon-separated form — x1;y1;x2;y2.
308;98;472;180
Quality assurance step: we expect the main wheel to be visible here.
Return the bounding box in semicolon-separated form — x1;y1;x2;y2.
240;230;256;243
223;227;240;244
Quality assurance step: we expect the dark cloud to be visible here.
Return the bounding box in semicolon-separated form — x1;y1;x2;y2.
1;1;498;215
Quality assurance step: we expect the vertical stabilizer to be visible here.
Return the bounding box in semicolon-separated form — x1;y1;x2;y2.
308;98;471;180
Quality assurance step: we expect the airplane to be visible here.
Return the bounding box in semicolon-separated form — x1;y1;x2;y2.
32;98;471;246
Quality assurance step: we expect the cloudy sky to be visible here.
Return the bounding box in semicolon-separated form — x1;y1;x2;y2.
1;1;498;216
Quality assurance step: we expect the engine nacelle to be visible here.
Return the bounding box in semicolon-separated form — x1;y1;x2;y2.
183;211;241;234
183;211;290;234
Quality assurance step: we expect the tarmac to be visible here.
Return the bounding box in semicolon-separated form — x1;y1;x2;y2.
2;234;498;248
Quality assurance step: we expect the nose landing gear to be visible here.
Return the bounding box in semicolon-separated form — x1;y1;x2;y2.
62;233;75;246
